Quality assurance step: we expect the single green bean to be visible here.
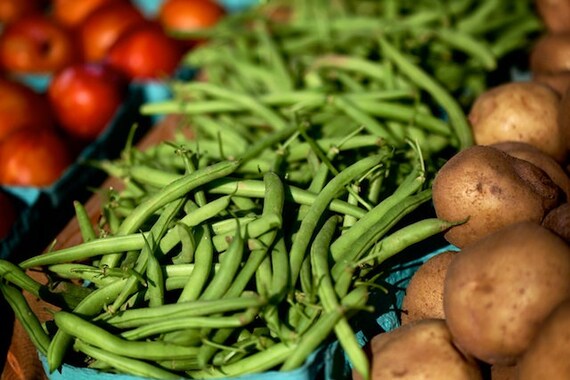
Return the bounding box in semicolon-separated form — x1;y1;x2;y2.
355;218;459;267
310;215;369;380
101;294;264;328
200;226;244;301
73;201;97;243
19;234;148;269
73;340;181;380
120;308;258;341
177;225;213;303
188;341;296;379
54;311;200;360
0;283;51;356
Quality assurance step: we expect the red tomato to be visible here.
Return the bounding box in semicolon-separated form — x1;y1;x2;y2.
0;191;18;240
106;23;183;79
0;128;72;187
47;62;128;141
0;77;54;141
78;2;146;62
51;0;125;29
0;0;45;25
158;0;225;33
0;14;79;74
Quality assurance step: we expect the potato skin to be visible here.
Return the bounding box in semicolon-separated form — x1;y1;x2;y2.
467;82;566;162
530;33;570;74
557;86;570;152
354;319;482;380
443;222;570;366
535;0;570;33
400;250;457;325
543;203;570;243
517;299;570;380
432;145;561;247
492;141;570;199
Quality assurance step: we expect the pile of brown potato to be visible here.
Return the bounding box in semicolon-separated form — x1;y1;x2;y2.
354;1;570;379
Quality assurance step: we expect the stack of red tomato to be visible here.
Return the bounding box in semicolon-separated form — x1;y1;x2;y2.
0;0;226;239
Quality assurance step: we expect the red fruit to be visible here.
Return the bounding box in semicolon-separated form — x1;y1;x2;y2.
78;2;146;62
0;0;45;25
106;23;183;79
158;0;225;33
48;62;128;141
0;77;54;141
0;128;72;187
0;14;79;74
51;0;125;30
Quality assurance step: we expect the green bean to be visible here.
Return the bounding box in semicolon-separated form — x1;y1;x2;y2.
200;226;244;301
120;308;258;341
170;223;196;264
433;28;496;70
73;201;97;243
146;242;164;308
0;283;51;356
310;215;369;380
19;234;147;269
174;82;289;130
188;341;296;378
54;311;200;360
333;95;399;144
47;264;122;287
0;260;89;309
211;213;281;252
110;160;238;257
159;195;232;255
332;188;432;276
280;308;342;371
355;100;451;136
254;19;293;91
73;340;181;380
101;294;264;328
355;218;459;267
118;170;368;219
330;163;425;262
379;38;473;150
111;198;186;313
289;153;388;284
177;225;213;303
47;278;130;372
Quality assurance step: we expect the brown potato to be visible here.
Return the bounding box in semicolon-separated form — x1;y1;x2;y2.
468;81;566;162
490;364;517;380
535;0;570;33
543;202;570;242
353;319;482;380
492;141;570;199
400;250;457;325
530;33;570;74
432;145;562;247
517;298;570;380
532;70;570;96
443;222;570;366
557;85;570;151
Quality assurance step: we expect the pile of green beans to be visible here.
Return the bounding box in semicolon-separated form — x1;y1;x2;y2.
0;135;455;380
0;0;538;379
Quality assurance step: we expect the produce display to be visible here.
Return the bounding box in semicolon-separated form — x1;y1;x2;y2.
1;0;570;380
0;0;227;259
